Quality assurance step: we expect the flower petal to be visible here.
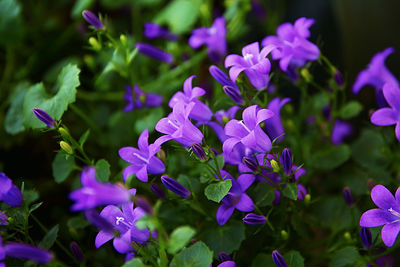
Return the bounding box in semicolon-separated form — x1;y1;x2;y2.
225;54;246;68
148;157;165;174
371;108;397;126
360;209;395;227
381;223;400;247
371;185;397;210
95;231;114;248
225;120;249;138
135;166;148;182
137;129;149;152
235;193;254;212
237;174;255;191
229;66;245;82
123;165;142;182
216;204;235;226
242;105;257;129
113;231;132;253
183;75;196;96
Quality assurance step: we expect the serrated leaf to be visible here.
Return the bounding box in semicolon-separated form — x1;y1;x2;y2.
39;225;59;249
170;241;213;267
122;258;147;267
52;152;75;183
23;64;80;129
5;82;29;134
79;129;90;147
283;183;298;201
167;226;196;254
309;145;351;170
95;159;110;182
284;250;304;267
204;179;232;203
339;101;363;119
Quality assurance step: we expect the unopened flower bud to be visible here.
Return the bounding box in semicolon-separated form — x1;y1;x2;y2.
135;196;153;214
273;190;281;205
69;241;84;263
360;227;372;249
242;157;258;171
334;70;344;87
58;127;69;140
0;211;8;226
304;194;311;204
218;252;231;262
157;149;166;163
32;108;56;128
281;148;292;176
150;183;166;199
297;184;307;201
120;34;127;45
191;143;207;160
161;175;191;199
223;85;244;105
136;43;173;63
89;37;101;50
222;116;230;125
344;232;351;241
242;213;266;225
272;250;287;267
60;141;73;154
82;10;104;30
270;160;280;172
300;68;312;82
281;230;289;240
342;187;354;206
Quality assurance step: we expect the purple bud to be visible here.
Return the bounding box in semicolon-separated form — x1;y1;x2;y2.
242;157;258;171
0;210;8;226
144;22;177;41
3;242;52;264
82;10;104;30
209;65;233;86
360;227;372;249
218;252;231;262
191;143;207;160
150;183;166;199
161;175;191;199
342;187;354;206
281;148;292;176
297;184;307;201
32;108;56;128
273;190;281;205
334;70;344;87
136;43;173;63
223;85;244;105
84;209;115;233
272;250;287;267
242;213;267;225
135;196;153;214
0;173;23;207
69;241;84;263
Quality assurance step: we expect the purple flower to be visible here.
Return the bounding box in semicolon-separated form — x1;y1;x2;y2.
223;105;274;159
353;47;398;94
155;102;204;147
119;129;165;182
242;213;267;225
370;83;400;142
272;250;287;267
207;106;241;143
343;187;354;207
69;242;84;263
32;107;56;128
161;175;191;199
264;97;291;143
0;173;22;207
85;209;115;233
82;10;104;30
297;184;307;201
69;167;133;211
209;65;243;105
331;119;353;145
262;17;319;71
216;170;254;225
95;203;149;254
360;184;400;247
136;43;173;63
144;22;177;41
189;17;227;63
225;42;275;90
360;227;373;249
218;261;236;267
191;143;207;160
123;85;163;112
281;148;292;176
169;75;212;122
0;236;52;264
238;153;281;185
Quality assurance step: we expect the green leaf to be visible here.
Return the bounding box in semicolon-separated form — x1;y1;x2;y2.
167;226;196;254
329;246;362;267
39;225;59;249
122;258;147;267
79;129;90;147
23;64;80;129
283;183;298;201
251;253;275;267
284;250;304;267
155;0;201;34
339;101;363;119
52;152;75;183
67;216;90;229
0;0;22;46
5;82;29;134
22;189;39;205
71;0;94;18
170;241;213;267
309;145;351;170
136;215;157;231
204;179;232;203
251;182;275;207
29;202;43;213
202;221;245;256
177;174;201;196
95;159;111;182
312;92;331;110
134;107;164;134
208;155;225;170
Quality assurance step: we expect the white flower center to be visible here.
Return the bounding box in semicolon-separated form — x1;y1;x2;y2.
208;27;217;35
133;153;149;164
115;216;133;228
243;53;254;62
239;120;251;133
388;207;400;218
168;119;180;130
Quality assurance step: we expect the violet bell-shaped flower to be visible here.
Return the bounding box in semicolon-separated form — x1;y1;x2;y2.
144;22;177;41
82;10;104;30
155;102;204;147
168;75;212;122
216;170;254;225
370;83;400;142
32;108;56;128
209;65;243;105
0;173;22;207
262;17;319;72
119;129;165;182
189;17;227;63
69;167;133;211
360;185;400;247
95;203;150;254
225;42;275;90
264;97;291;143
123;85;162;112
223;105;274;158
136;43;173;63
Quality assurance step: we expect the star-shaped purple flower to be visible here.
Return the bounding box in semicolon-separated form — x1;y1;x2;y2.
216;170;254;225
123;85;163;112
223;105;274;158
95;203;150;254
360;184;400;247
261;17;320;72
225;42;275;90
370;83;400;142
169;75;212;122
189;17;227;63
119;129;165;182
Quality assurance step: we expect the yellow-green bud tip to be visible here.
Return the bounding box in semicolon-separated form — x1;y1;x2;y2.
270;159;280;172
60;141;73;154
281;230;289;240
300;68;312;82
304;194;311;204
88;37;101;50
343;232;351;241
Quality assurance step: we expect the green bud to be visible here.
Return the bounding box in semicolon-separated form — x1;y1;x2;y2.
83;55;96;69
222;116;229;125
281;230;289;240
343;232;351;241
270;159;280;172
300;68;312;82
139;94;146;104
58;127;69;140
304;194;311;204
60;141;73;154
89;37;101;50
120;34;127;45
157;149;166;163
